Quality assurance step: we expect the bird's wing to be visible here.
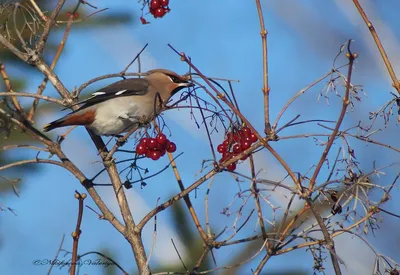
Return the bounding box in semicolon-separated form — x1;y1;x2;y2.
66;78;150;110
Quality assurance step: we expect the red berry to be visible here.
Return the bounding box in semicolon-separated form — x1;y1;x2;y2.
160;148;166;156
156;142;166;151
150;150;161;161
233;133;242;143
156;133;167;145
154;7;166;18
241;140;251;151
243;136;251;142
141;138;150;146
136;143;147;155
150;0;161;10
147;138;158;149
240;155;248;161
217;144;226;153
220;152;232;163
233;143;241;154
227;162;237;172
250;133;258;143
223;139;230;147
166;142;177;153
160;0;169;6
140;17;149;24
242;127;251;136
145;150;152;159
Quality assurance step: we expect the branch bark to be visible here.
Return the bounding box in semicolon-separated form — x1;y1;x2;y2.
352;0;400;94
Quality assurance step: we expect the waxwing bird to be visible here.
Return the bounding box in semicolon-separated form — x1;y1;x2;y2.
43;69;193;136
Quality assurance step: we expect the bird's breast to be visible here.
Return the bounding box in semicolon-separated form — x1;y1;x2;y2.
88;96;156;135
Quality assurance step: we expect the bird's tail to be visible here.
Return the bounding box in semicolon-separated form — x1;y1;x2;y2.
43;109;96;132
43;117;67;132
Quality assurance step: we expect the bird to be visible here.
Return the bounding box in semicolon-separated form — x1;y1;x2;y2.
43;69;193;136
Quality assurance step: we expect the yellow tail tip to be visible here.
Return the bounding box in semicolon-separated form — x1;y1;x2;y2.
43;123;51;131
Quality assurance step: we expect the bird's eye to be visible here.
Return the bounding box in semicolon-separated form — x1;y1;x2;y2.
169;75;180;83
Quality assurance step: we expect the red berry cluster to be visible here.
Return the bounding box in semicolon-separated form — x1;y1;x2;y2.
149;0;170;18
136;133;177;161
217;127;258;171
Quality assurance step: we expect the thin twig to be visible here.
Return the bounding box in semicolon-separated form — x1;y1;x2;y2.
171;239;188;272
169;45;302;192
0;92;64;105
152;121;209;242
47;234;65;275
28;14;74;121
29;0;47;22
36;0;67;53
70;191;86;275
120;43;148;75
309;42;357;191
352;0;400;94
306;198;342;275
254;0;271;135
253;253;272;275
0;34;29;61
0;62;24;113
138;142;263;229
249;155;268;249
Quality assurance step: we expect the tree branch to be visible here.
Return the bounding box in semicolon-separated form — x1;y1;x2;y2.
255;0;271;135
309;44;357;191
352;0;400;94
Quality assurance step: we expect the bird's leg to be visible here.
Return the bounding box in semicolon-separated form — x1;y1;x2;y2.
125;114;151;129
153;92;163;116
116;135;127;146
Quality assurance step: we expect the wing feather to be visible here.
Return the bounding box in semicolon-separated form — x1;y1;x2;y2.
64;78;149;111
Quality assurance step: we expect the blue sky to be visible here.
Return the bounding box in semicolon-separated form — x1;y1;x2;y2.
1;0;400;274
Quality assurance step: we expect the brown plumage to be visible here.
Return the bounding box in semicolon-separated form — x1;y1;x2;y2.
43;109;96;132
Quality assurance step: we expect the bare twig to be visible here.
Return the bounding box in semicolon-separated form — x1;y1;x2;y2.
36;0;67;53
254;0;271;135
0;62;24;113
169;45;303;192
152;121;209;243
249;156;268;248
352;0;400;94
47;234;65;275
306;198;342;275
0;92;64;105
0;34;29;61
70;191;86;275
29;0;47;22
309;43;357;191
253;253;272;275
28;14;74;121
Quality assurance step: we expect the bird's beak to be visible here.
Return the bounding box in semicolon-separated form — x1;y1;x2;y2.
169;81;194;96
178;81;194;88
